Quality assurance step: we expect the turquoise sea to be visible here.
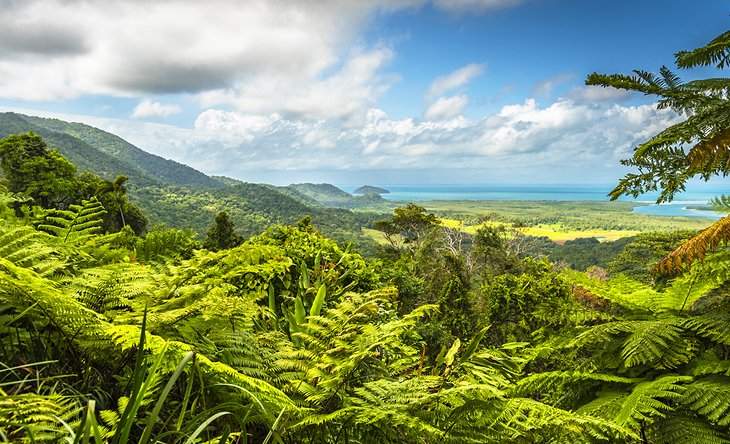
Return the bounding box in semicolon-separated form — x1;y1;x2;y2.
338;183;730;219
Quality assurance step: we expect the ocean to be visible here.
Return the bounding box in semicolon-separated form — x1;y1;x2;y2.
338;183;730;219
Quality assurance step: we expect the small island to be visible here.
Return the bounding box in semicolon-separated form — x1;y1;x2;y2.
353;185;390;195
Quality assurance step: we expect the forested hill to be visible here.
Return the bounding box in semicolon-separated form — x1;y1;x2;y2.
0;112;221;188
0;112;381;250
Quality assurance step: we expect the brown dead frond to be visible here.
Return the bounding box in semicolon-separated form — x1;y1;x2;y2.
654;214;730;274
686;128;730;176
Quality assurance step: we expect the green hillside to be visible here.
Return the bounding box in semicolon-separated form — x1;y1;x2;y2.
288;183;354;206
18;113;223;188
0;113;381;252
0;112;158;186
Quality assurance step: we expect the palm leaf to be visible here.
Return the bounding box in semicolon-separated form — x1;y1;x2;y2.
676;31;730;69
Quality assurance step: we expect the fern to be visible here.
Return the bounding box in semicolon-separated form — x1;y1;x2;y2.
682;376;730;426
65;263;154;314
0;361;80;443
37;197;106;243
655;214;730;274
0;224;65;277
0;392;78;443
512;371;638;398
648;412;730;444
621;319;695;369
614;375;691;429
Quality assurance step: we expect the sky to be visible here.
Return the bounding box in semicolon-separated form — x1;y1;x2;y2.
0;0;728;186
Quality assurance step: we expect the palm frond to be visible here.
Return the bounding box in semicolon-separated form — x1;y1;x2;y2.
676;31;730;69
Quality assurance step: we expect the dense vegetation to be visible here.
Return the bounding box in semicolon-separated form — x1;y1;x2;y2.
2;28;730;444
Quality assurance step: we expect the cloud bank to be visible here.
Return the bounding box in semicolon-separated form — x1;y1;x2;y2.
59;92;678;183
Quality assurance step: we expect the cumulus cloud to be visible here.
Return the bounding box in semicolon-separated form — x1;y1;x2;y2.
195;47;396;120
0;0;679;183
73;96;678;182
424;95;469;120
0;1;400;108
0;0;525;117
427;63;486;97
1;90;682;183
131;99;182;119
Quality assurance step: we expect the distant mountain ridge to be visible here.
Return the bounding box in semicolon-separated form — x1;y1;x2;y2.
0;112;380;252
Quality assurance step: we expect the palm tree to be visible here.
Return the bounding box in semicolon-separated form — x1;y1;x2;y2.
97;175;129;228
587;29;730;273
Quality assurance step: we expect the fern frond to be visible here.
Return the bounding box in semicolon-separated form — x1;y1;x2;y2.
563;268;715;315
682;376;730;426
576;390;628;419
512;371;638;398
65;263;154;313
0;258;105;338
0;393;79;443
614;375;691;429
682;315;730;347
655;214;730;274
649;412;730;444
0;224;64;276
621;319;695;369
37;198;106;243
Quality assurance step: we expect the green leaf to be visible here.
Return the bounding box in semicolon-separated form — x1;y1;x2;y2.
294;296;306;325
460;325;490;364
309;284;326;317
444;339;461;367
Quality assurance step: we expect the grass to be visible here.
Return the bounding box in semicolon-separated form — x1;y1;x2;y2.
358;200;713;245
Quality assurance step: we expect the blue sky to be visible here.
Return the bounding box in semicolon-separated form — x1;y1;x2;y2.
0;0;727;186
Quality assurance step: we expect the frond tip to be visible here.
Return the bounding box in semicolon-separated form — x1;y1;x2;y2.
654;214;730;274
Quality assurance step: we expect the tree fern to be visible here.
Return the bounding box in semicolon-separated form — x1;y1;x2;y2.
613;375;690;429
655;215;730;274
37;197;106;243
65;263;154;314
0;224;65;277
648;412;730;444
620;319;696;369
682;376;730;426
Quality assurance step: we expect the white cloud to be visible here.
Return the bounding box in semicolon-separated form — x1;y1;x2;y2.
131;99;182;119
195;47;396;120
427;63;485;97
0;0;403;115
1;92;682;184
424;95;470;120
533;73;574;95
